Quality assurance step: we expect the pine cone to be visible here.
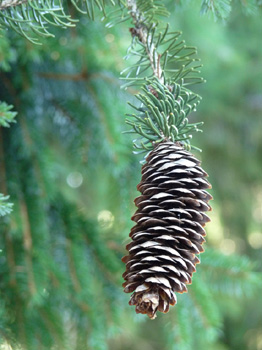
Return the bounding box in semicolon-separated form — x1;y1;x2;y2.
122;141;212;319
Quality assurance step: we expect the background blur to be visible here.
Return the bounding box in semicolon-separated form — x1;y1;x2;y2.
0;1;262;350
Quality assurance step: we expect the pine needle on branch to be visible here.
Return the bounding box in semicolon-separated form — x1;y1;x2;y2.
126;78;202;152
0;0;115;43
0;194;13;216
0;102;17;127
119;0;205;152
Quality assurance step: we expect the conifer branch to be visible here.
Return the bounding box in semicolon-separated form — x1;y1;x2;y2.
0;129;17;289
127;0;164;82
0;124;14;217
200;0;232;21
125;78;202;152
201;249;262;297
0;102;17;128
121;1;203;89
0;0;114;43
0;194;13;216
200;0;261;20
123;0;204;152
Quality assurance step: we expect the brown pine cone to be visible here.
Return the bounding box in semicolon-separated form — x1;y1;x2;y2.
122;141;212;319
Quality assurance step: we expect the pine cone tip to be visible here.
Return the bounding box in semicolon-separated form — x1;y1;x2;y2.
130;289;159;319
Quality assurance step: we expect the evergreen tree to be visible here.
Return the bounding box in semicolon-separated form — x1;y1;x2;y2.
0;1;262;349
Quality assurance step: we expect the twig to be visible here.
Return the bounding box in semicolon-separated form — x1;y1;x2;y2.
127;0;164;83
0;0;27;10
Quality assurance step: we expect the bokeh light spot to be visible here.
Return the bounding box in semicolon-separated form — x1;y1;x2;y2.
105;34;115;43
51;51;60;60
97;210;114;229
248;232;262;249
59;37;68;46
219;239;236;255
66;172;83;188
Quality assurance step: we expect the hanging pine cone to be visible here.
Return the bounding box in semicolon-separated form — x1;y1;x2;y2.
122;141;212;319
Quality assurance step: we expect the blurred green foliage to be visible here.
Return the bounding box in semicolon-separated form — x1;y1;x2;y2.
0;1;262;350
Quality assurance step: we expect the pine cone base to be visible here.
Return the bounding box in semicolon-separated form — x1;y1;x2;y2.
122;141;212;319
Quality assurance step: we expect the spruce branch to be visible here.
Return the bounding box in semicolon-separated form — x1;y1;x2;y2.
0;102;17;128
121;1;203;89
126;78;203;152
200;249;262;298
200;0;261;20
0;194;13;216
0;0;115;43
122;0;204;152
200;0;232;21
0;103;16;217
126;0;165;82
